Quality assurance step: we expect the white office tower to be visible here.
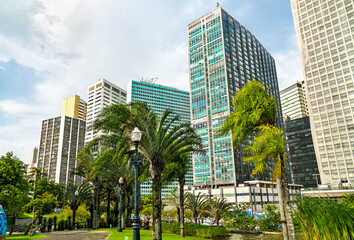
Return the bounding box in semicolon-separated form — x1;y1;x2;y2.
291;0;354;186
85;79;127;143
280;82;308;120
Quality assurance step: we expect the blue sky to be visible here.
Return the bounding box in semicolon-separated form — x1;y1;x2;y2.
0;0;303;163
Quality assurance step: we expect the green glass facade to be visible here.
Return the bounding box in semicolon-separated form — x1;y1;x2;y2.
188;7;283;188
127;80;192;198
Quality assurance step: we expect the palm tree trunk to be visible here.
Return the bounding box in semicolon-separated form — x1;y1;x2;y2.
152;172;162;240
107;188;111;227
280;154;296;240
114;196;119;226
126;194;132;227
179;176;185;238
277;177;289;240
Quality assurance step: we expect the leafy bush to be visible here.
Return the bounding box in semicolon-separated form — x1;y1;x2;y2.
162;222;229;238
224;202;257;230
258;204;281;232
76;204;91;224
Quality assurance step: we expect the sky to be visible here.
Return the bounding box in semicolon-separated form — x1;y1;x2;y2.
0;0;303;163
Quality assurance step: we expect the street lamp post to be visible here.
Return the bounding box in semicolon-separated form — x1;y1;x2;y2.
131;127;142;240
117;177;124;232
72;190;79;230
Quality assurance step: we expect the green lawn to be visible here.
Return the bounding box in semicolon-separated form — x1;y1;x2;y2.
4;233;46;239
96;228;208;240
16;213;34;219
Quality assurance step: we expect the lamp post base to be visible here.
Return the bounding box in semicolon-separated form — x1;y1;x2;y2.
132;223;140;240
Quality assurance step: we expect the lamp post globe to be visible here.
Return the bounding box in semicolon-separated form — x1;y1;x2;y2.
117;177;124;232
131;127;141;240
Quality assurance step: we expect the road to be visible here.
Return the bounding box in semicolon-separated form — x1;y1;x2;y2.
40;231;111;240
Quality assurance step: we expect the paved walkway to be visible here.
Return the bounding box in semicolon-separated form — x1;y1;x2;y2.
41;231;111;240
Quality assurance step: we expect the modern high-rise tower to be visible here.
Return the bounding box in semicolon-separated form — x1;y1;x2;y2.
61;95;87;121
188;7;283;188
85;79;127;143
291;0;354;186
280;82;308;120
127;80;192;199
37;95;86;184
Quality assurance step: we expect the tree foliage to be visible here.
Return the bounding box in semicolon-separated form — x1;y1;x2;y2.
0;152;31;217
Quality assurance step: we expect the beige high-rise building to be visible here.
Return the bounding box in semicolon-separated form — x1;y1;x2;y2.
291;0;354;186
61;95;87;121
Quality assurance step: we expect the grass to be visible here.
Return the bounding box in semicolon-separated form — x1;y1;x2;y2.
16;213;34;219
96;227;209;240
3;233;46;239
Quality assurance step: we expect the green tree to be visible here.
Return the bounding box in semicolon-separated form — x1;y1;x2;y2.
132;107;203;240
25;192;57;224
205;197;231;226
0;152;31;234
185;192;208;224
219;81;295;240
76;143;104;229
164;153;191;237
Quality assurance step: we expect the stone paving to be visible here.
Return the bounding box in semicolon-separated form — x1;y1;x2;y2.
41;231;111;240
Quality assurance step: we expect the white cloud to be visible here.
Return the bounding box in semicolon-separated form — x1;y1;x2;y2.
273;34;303;90
0;0;301;162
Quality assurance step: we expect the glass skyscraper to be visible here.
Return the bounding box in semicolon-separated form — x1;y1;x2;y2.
291;0;354;186
188;7;283;188
127;80;192;198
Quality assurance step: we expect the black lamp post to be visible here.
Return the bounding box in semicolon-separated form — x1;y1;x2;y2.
117;177;124;232
72;190;78;230
131;127;142;240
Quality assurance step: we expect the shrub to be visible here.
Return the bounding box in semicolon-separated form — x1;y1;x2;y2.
224;202;257;230
58;219;65;231
162;222;229;238
258;204;282;232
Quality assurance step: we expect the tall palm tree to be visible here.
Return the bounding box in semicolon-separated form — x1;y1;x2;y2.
185;192;208;224
218;80;295;240
131;107;203;240
205;197;231;226
164;153;191;237
76;140;103;229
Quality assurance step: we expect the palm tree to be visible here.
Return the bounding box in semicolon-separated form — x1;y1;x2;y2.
66;181;93;206
218;80;295;240
76;141;102;229
205;197;231;226
164;153;191;237
185;192;208;224
130;107;203;240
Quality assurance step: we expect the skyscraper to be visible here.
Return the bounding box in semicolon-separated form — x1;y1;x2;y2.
37;95;86;183
291;0;354;186
61;95;87;121
85;79;127;143
280;82;308;120
27;147;38;175
37;116;85;183
280;82;319;188
127;80;192;198
188;7;283;188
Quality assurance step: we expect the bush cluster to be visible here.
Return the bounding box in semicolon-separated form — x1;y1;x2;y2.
162;222;229;238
